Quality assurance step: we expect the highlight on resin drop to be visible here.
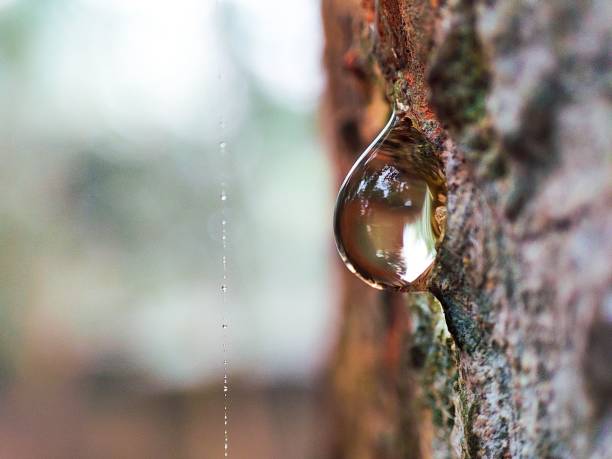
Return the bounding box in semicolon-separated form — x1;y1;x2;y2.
333;110;447;291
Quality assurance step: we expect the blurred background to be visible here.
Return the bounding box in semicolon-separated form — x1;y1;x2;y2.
0;0;336;456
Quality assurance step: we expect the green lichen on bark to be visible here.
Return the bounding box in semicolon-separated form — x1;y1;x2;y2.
408;294;459;457
428;1;489;131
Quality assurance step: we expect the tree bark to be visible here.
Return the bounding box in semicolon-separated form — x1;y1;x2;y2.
322;0;612;458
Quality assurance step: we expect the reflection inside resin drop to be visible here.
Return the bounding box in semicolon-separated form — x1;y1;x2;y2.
334;110;447;291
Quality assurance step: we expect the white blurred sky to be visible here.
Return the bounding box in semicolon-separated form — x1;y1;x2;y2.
0;0;333;388
5;0;323;146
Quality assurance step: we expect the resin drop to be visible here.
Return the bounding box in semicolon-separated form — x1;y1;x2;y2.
334;110;447;291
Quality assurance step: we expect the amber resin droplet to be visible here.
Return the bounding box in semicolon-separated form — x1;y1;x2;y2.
334;110;447;291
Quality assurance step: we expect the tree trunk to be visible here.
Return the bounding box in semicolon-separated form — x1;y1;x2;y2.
322;0;611;458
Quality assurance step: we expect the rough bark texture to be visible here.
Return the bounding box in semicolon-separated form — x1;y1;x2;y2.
322;0;612;458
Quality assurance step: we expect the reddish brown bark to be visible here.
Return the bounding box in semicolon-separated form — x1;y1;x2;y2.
322;0;612;457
